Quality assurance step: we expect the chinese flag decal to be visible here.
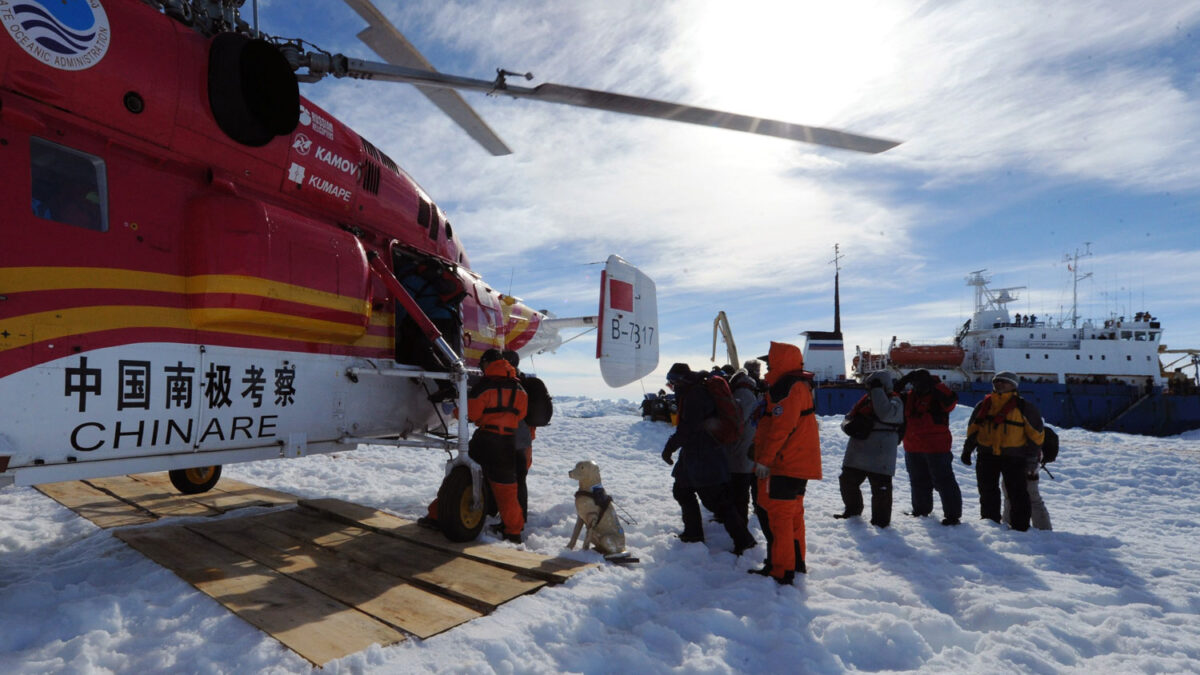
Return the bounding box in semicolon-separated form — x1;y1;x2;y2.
609;279;634;312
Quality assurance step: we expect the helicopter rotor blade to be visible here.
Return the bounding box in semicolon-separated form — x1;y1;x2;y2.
300;53;900;153
341;0;512;156
516;82;899;153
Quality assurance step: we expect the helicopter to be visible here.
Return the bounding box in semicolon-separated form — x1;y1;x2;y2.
0;0;897;535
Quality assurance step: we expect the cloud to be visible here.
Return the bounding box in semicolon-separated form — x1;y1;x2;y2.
271;0;1200;397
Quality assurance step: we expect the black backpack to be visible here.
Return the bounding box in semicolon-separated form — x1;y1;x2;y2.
1041;426;1059;464
522;375;553;427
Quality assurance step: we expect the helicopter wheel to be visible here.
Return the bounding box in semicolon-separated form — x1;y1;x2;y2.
168;465;223;494
437;465;487;542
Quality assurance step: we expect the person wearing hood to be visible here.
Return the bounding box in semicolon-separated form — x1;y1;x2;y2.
895;369;962;526
502;349;536;521
660;363;757;555
835;370;904;528
750;342;821;585
725;368;761;524
419;348;528;542
961;371;1045;532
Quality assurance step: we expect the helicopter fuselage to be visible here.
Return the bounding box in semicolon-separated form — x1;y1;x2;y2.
0;0;547;485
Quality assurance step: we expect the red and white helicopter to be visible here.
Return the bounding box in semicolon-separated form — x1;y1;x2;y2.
0;0;896;534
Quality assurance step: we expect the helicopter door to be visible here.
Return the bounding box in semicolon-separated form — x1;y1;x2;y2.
391;252;465;370
471;281;503;355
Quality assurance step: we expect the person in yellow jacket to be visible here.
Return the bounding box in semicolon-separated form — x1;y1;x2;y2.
749;341;822;584
961;371;1045;531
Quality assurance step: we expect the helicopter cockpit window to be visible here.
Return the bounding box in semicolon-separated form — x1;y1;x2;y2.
30;137;107;232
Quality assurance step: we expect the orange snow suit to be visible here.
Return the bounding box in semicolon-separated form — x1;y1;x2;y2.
754;341;822;579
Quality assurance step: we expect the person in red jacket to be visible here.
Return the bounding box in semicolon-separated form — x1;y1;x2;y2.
749;341;822;585
896;369;962;526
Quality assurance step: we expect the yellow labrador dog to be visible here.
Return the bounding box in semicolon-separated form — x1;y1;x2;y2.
567;460;634;562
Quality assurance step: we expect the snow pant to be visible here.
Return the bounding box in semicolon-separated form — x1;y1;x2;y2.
726;472;755;525
672;482;755;550
1003;473;1052;530
469;430;525;536
515;445;532;520
904;451;962;520
756;475;808;579
839;466;893;527
976;453;1029;532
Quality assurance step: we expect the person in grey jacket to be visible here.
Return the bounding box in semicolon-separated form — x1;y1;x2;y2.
725;369;760;523
835;371;904;528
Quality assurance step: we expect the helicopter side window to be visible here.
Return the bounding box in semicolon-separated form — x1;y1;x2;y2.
429;205;441;240
30;137;107;232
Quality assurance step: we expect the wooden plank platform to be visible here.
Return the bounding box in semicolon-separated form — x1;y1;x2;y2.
188;517;482;639
38;476;601;665
36;473;296;528
255;509;547;613
300;498;598;585
35;480;157;528
116;526;406;666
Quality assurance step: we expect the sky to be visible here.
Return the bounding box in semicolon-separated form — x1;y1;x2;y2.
258;0;1200;399
4;400;1200;672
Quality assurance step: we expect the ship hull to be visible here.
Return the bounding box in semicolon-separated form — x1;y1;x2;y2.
813;382;1200;437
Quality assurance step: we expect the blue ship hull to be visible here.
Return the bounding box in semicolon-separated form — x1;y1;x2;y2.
813;382;1200;437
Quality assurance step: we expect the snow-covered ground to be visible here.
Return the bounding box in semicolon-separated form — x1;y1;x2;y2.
3;398;1200;674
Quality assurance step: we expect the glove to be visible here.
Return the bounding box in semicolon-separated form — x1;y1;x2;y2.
894;373;912;392
960;446;973;466
754;463;770;479
661;447;675;465
440;402;455;416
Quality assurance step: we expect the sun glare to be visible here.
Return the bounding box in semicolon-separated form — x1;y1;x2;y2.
684;0;901;124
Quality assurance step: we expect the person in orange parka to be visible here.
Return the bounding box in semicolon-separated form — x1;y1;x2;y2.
467;348;529;542
421;348;529;542
750;341;822;585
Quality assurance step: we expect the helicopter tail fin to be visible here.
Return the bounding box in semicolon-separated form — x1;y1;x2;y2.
597;255;659;387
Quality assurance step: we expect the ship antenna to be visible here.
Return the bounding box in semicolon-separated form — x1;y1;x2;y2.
831;243;844;336
1063;242;1094;328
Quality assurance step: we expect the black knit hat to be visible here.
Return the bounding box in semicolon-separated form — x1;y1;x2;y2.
666;362;691;383
480;348;504;366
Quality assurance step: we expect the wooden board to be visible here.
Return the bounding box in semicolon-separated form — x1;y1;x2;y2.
36;473;298;529
124;473;296;513
35;480;157;528
88;475;223;518
299;498;597;584
116;525;405;666
188;517;481;639
252;509;546;613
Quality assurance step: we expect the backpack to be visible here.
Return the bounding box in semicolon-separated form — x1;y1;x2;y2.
702;374;745;445
1041;426;1059;464
521;375;554;427
841;393;904;440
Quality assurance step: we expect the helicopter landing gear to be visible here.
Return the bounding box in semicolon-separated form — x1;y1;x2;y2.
436;464;494;542
168;465;223;494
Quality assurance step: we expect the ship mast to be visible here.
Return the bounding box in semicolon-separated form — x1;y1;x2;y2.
1063;243;1093;328
831;243;843;336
